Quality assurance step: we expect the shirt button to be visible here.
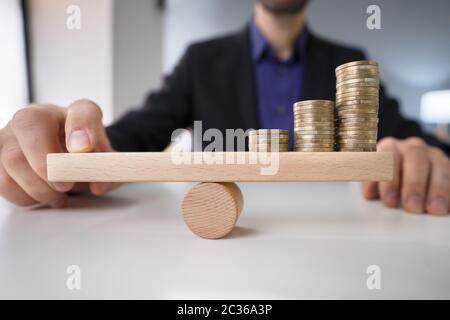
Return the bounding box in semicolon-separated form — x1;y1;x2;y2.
277;67;285;75
276;105;286;114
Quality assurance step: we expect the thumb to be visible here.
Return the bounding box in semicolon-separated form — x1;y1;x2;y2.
64;99;118;196
65;99;112;153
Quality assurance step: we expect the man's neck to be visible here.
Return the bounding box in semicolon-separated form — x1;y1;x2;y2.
254;3;306;61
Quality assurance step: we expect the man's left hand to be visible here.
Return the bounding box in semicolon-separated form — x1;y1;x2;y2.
362;137;450;215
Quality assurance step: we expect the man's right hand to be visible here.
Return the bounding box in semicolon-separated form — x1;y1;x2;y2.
0;99;116;208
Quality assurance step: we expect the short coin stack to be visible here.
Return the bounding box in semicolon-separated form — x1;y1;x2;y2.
248;129;289;152
293;100;335;152
335;60;379;152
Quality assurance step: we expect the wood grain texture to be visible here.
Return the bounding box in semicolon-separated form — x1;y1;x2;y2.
182;183;244;239
47;152;393;182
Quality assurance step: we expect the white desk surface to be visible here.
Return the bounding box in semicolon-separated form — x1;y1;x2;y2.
0;182;449;299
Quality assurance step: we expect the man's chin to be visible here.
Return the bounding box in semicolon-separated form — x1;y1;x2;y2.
259;0;309;15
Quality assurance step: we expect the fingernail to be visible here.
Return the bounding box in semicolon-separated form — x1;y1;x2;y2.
406;194;424;213
68;130;91;153
93;182;112;195
385;191;399;207
52;182;74;192
48;198;67;209
428;197;449;215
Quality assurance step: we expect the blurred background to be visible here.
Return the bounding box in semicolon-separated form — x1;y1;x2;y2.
1;0;450;142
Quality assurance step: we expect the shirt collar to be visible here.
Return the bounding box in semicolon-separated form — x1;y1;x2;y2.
249;19;308;63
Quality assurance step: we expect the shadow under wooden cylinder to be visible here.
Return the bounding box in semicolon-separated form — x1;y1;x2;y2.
182;182;244;239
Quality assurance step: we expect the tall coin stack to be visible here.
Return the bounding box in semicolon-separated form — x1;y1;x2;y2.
335;60;379;152
248;129;289;152
293;100;335;152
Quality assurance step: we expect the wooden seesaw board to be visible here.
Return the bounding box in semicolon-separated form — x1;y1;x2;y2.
47;152;393;182
47;152;393;239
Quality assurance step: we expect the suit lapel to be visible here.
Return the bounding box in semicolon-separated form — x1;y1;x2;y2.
233;28;260;130
302;34;335;101
230;29;335;130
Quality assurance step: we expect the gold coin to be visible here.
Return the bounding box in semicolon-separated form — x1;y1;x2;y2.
334;64;380;75
293;104;334;109
248;129;288;134
295;125;335;130
294;114;335;119
249;134;289;139
337;112;378;118
337;77;379;86
295;148;335;152
249;146;289;150
294;123;334;128
336;66;379;77
336;87;379;95
249;140;289;145
337;101;379;107
336;62;378;70
336;71;379;80
338;130;377;134
338;139;377;144
249;141;289;146
336;74;379;83
338;134;378;139
338;145;377;150
337;98;378;105
338;117;378;122
294;133;334;138
295;129;335;134
338;118;377;124
293;106;334;112
339;118;378;123
336;92;379;99
294;120;335;125
295;134;335;139
249;135;289;140
248;135;289;139
294;100;334;107
335;60;378;72
254;149;289;152
337;83;380;90
295;125;334;129
294;118;335;124
337;111;378;117
295;139;335;143
296;141;335;145
250;141;289;146
339;127;377;133
339;149;376;152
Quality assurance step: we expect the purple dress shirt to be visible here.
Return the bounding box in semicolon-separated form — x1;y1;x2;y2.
249;21;308;150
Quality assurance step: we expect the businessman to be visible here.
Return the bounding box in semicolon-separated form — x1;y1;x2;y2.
0;0;449;215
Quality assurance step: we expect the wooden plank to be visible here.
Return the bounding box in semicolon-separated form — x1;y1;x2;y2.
47;152;393;182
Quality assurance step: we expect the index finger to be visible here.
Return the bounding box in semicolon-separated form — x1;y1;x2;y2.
10;105;69;188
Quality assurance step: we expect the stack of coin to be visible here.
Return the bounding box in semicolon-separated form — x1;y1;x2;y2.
293;100;335;152
335;60;379;152
248;129;289;152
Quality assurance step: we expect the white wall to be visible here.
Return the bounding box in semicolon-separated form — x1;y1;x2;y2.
163;0;450;121
307;0;450;120
113;0;163;118
163;0;253;73
0;0;29;128
28;0;114;124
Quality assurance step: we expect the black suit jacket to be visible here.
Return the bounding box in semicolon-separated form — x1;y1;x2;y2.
106;28;449;154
